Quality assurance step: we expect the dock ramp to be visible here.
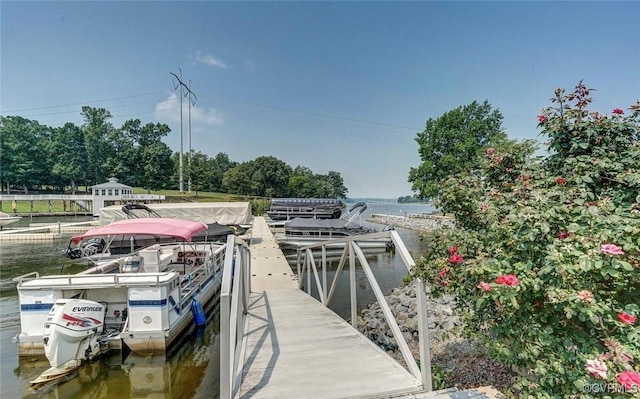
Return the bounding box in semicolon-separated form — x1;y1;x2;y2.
220;217;501;399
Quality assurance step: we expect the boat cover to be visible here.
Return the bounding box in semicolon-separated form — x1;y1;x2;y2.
99;202;253;226
285;218;350;229
270;198;344;209
71;218;208;243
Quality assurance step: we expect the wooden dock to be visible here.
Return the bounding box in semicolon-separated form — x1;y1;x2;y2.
238;217;502;399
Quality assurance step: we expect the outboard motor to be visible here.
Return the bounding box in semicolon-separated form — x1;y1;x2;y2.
31;299;106;386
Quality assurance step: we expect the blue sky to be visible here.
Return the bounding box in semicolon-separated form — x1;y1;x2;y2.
1;1;638;198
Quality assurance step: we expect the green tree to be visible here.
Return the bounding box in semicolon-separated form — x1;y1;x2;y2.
113;119;173;189
0;116;52;192
253;156;292;197
222;156;292;197
288;165;314;197
416;84;640;396
103;126;136;185
210;152;236;192
324;171;347;198
222;161;253;195
81;106;115;186
50;122;87;193
188;150;216;193
140;141;174;190
408;100;506;199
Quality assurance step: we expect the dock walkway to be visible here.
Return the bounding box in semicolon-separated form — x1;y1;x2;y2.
238;217;501;399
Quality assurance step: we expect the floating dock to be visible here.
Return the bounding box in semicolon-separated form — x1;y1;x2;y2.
236;217;502;398
0;221;98;242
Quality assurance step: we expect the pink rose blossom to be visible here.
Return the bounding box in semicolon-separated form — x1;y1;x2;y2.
448;246;458;255
585;359;608;379
577;290;594;303
486;148;495;157
448;254;463;264
538;114;547;123
495;274;519;286
617;370;640;391
600;243;624;256
477;282;492;292
612;108;624;115
618;312;636;325
558;231;572;240
438;268;448;278
556;177;567;185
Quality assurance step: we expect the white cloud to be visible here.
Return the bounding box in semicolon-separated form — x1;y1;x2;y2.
193;51;228;68
155;92;224;129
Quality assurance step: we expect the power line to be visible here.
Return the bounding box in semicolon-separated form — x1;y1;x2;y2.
199;94;420;131
9;98;171;119
0;90;169;114
2;85;423;139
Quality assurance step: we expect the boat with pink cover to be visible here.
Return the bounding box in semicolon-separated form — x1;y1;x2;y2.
13;218;230;386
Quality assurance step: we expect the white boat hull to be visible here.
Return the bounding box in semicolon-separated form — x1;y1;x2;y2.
0;216;21;227
14;241;225;357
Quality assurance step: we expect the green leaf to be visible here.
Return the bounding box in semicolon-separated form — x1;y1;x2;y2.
619;261;634;271
567;223;581;233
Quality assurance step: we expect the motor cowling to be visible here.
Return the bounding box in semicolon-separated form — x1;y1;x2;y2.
43;299;105;368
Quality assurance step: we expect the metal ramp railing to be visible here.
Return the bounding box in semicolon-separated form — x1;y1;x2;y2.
219;234;251;399
292;230;433;392
219;230;433;398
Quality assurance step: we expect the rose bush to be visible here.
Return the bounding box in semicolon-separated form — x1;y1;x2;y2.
414;82;640;397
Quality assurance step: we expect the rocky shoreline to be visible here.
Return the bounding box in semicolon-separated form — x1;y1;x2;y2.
368;213;455;231
356;284;515;391
362;213;515;392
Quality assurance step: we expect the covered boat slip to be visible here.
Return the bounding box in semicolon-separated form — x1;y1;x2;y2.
275;217;392;250
266;198;344;220
99;202;254;226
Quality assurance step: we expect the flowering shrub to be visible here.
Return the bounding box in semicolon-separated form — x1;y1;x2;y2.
415;82;640;397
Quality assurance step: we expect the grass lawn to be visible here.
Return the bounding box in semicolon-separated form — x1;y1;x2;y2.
1;189;265;214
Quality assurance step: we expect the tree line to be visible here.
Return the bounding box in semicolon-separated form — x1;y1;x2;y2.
0;106;347;198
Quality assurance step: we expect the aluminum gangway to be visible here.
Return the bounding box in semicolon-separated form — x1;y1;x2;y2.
220;216;500;399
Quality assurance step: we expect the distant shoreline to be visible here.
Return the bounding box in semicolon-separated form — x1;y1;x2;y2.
367;213;454;231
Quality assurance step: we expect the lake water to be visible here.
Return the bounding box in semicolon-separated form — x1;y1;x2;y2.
0;202;433;398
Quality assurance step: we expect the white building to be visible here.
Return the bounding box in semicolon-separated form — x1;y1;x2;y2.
92;177;164;214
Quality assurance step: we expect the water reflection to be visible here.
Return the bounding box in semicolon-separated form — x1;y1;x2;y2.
16;315;220;399
283;246;413;319
1;204;429;398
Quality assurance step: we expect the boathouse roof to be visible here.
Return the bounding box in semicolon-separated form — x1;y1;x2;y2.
91;177;132;189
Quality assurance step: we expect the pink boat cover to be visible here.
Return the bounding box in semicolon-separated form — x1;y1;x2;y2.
71;218;208;243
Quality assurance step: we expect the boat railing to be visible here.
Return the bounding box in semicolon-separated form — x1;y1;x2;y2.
12;271;40;283
293;230;433;392
13;271;178;288
219;234;251;399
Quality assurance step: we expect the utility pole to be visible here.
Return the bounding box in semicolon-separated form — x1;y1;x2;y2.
170;70;196;193
187;80;197;193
